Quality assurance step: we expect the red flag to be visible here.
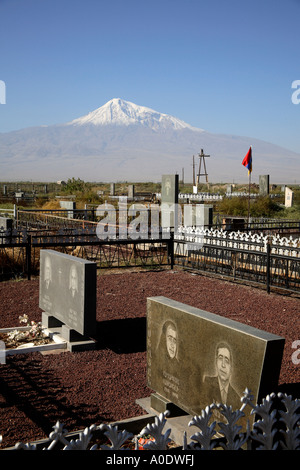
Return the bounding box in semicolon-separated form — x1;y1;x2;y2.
242;146;252;175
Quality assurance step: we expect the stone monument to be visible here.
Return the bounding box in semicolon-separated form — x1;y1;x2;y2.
0;217;13;231
161;175;179;231
285;187;294;208
39;250;97;351
110;183;115;196
128;184;135;199
59;200;76;218
146;297;285;429
0;217;13;245
259;175;270;196
183;204;213;228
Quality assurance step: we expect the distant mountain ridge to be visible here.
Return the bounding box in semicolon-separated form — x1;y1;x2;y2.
0;98;299;183
67;98;203;132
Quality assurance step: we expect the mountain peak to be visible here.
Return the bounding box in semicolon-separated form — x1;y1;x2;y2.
67;98;203;132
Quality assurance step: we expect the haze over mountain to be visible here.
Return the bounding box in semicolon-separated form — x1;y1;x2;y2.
0;98;299;184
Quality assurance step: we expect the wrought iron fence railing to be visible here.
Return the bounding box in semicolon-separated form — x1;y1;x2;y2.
174;241;300;294
1;226;299;294
0;229;173;280
3;390;299;450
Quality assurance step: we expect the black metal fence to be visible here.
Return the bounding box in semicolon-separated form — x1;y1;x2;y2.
1;227;299;295
0;229;173;281
174;240;300;294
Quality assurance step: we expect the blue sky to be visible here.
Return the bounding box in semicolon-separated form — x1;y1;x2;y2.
1;0;300;154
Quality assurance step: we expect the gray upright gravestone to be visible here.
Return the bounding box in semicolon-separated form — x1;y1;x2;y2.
259;175;270;196
59;200;76;219
285;187;294;208
0;217;13;245
39;250;97;351
0;217;13;231
147;297;285;430
128;184;135;199
110;183;115;196
161;175;179;231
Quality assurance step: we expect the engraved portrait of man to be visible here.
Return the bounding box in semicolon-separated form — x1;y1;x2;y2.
69;264;79;298
40;254;55;312
44;255;52;289
203;341;241;410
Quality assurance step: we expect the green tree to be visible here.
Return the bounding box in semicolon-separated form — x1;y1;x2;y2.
63;177;87;193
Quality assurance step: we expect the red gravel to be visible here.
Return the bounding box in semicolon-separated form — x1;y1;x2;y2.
0;269;299;449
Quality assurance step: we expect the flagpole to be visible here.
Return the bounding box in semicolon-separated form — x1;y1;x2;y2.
242;145;252;228
248;170;251;227
247;144;252;227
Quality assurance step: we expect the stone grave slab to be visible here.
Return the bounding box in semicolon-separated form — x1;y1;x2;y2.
146;296;285;429
39;250;97;351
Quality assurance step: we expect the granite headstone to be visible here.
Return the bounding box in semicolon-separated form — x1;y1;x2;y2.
59;200;76;218
110;183;115;196
161;175;179;230
285;187;294;207
128;184;135;199
0;217;13;231
39;250;97;348
147;296;285;429
259;175;270;196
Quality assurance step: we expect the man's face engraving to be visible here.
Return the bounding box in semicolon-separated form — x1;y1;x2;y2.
216;347;231;383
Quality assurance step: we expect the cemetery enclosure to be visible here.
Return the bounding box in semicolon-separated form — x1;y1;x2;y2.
1;225;299;295
0;230;173;280
0;270;299;449
174;229;300;294
0;205;300;293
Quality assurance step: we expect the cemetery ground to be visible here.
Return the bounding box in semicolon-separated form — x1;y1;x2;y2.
0;267;299;449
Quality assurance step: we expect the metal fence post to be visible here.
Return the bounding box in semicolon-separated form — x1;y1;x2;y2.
26;234;32;280
168;232;174;269
266;242;270;294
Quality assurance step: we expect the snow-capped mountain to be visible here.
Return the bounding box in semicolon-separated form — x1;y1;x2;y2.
0;98;299;183
67;98;203;132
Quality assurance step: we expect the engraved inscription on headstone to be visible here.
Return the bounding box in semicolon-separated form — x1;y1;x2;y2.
39;250;97;338
147;297;285;428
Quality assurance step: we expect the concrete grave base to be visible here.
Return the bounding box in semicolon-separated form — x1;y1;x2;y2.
136;396;192;448
42;312;97;352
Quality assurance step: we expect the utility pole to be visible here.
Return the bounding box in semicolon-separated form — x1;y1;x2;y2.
196;149;210;190
192;155;196;186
